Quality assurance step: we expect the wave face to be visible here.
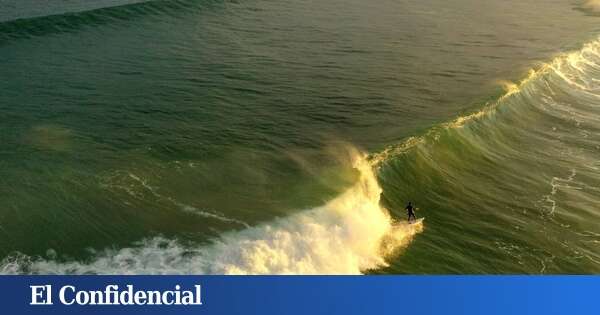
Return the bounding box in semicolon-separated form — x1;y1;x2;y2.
372;38;600;273
1;155;423;274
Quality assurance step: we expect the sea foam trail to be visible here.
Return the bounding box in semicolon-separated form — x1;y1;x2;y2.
0;155;423;275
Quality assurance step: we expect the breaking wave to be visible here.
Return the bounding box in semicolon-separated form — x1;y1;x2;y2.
1;155;423;274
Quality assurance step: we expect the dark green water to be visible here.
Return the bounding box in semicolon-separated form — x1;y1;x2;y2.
1;0;599;274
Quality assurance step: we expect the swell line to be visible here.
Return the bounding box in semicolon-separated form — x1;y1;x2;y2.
0;0;200;42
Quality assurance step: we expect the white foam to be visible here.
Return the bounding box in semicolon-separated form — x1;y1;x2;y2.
1;154;423;275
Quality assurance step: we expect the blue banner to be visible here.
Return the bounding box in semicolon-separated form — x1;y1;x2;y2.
0;276;597;315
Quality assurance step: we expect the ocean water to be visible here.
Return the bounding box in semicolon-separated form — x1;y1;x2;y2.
0;0;599;274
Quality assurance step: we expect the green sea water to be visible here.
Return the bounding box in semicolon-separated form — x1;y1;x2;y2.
1;0;600;274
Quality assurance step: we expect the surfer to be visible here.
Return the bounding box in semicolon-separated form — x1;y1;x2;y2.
406;201;416;222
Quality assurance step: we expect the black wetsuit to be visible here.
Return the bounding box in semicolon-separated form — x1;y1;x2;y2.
406;204;416;221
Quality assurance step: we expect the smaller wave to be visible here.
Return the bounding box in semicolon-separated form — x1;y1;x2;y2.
0;0;152;23
1;153;423;274
0;0;194;41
